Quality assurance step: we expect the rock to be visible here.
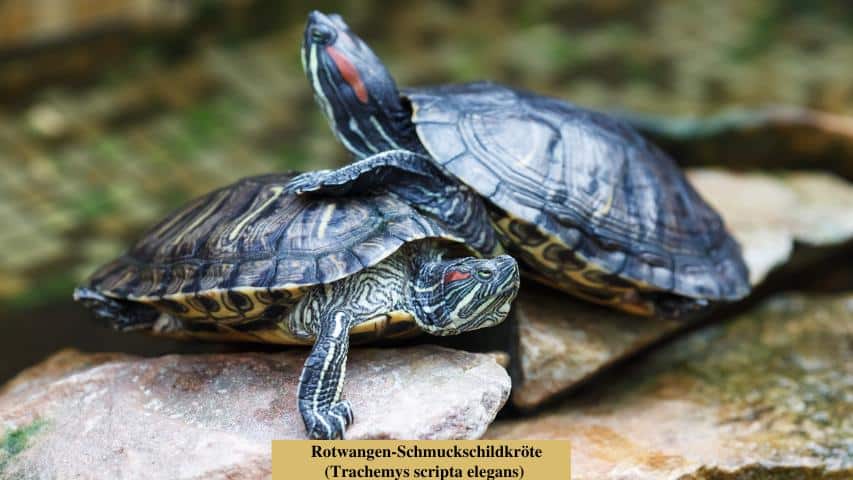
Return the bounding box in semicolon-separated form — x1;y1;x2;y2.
489;293;853;479
624;107;853;181
512;287;680;410
512;169;853;409
0;346;510;479
689;169;853;285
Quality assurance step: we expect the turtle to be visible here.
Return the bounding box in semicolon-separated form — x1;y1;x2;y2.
73;172;520;440
288;11;751;317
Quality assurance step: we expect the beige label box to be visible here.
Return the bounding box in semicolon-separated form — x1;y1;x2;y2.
273;440;570;479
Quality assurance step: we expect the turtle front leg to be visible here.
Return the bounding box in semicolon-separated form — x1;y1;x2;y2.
286;149;443;196
287;149;501;256
297;310;355;439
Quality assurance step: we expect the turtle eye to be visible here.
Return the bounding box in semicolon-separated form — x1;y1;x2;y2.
476;269;493;280
310;25;335;44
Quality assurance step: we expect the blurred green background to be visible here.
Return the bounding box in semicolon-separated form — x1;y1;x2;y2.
1;0;852;382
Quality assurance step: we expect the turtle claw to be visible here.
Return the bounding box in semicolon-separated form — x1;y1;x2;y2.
286;169;364;196
305;400;354;439
656;295;711;319
286;170;334;195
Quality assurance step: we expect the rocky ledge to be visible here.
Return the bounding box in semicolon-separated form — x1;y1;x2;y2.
488;293;853;479
627;106;853;181
689;169;853;285
0;346;510;479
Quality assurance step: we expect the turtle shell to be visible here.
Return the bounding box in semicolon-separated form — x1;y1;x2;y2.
404;82;750;301
87;172;465;322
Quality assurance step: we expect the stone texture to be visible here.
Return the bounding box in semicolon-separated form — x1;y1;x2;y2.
512;169;853;409
512;286;680;410
0;346;510;479
689;169;853;285
628;107;853;181
489;293;853;480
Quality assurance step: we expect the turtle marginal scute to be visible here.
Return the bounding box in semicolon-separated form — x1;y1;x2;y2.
638;250;673;269
196;262;237;292
383;214;457;250
273;257;318;288
254;288;287;305
349;239;398;272
507;219;548;246
233;259;276;288
132;266;159;298
186;294;221;314
171;263;202;294
316;249;362;284
156;298;190;315
542;243;585;271
90;260;137;294
224;290;254;313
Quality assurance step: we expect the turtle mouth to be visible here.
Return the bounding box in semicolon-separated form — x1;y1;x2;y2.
455;281;519;325
498;282;519;299
496;257;521;298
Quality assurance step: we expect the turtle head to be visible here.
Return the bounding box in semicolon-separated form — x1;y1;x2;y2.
303;11;415;158
412;255;520;336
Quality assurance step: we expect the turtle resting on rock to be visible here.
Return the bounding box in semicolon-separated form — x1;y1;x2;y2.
74;173;520;439
290;11;751;317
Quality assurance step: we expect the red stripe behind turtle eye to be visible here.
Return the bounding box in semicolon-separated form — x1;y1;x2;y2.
444;270;472;283
325;45;369;103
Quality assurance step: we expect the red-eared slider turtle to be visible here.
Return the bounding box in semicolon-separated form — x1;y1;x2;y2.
290;11;750;316
73;173;520;439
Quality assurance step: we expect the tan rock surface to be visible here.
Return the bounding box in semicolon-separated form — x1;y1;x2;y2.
490;293;853;480
689;169;853;285
512;170;853;409
512;287;680;409
0;346;510;479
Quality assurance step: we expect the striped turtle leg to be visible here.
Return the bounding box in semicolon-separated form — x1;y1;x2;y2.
297;310;355;440
286;149;500;255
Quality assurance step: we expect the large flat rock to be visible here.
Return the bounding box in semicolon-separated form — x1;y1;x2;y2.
490;293;853;479
0;346;510;479
512;287;680;409
626;107;853;181
689;169;853;285
512;169;853;409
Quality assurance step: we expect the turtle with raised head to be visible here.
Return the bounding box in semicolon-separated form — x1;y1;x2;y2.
74;172;520;439
290;11;750;316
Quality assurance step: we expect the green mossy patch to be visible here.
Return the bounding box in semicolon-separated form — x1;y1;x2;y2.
0;419;47;475
688;464;852;480
647;295;853;469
